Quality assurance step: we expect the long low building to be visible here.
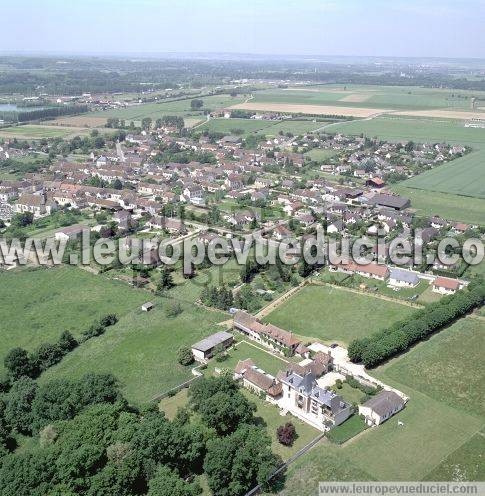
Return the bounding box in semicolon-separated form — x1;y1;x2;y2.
233;310;301;356
191;331;234;362
358;390;406;426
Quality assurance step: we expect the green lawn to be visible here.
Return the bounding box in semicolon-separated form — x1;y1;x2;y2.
158;387;189;420
326;415;367;444
40;299;225;404
207;340;290;377
304;148;339;162
255;119;325;136
0;266;148;373
263;285;414;345
423;430;485;481
391;185;485;225
242;389;320;460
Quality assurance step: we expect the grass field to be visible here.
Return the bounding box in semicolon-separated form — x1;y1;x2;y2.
264;285;414;346
40;297;225;404
197;117;277;135
304;148;339;162
391;185;485;225
0;266;148;373
90;94;244;123
0;125;89;139
326;415;367;444
380;317;485;419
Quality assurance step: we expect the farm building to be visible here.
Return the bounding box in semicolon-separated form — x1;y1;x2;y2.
141;302;154;312
191;331;234;362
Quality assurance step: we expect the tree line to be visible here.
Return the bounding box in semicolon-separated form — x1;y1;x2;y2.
348;281;485;368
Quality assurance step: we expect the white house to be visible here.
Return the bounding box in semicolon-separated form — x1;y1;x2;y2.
358;390;405;426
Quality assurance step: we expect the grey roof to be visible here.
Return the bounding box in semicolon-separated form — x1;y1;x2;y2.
363;390;405;417
192;331;233;353
389;268;419;285
370;194;410;210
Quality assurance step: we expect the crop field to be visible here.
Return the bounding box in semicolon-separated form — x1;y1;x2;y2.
402;149;485;199
263;285;414;345
275;316;485;492
230;101;385;118
326;115;485;145
0;124;90;139
391;185;485;225
0;266;148;373
251;85;485;111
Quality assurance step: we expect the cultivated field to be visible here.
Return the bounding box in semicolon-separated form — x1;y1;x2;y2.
0;124;90;139
230;101;387;118
197;117;278;135
402;149;485;199
326;115;485;145
391;185;485;225
52;115;109;128
263;285;414;345
252;85;485;111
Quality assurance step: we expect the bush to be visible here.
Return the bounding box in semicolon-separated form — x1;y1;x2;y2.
100;314;118;327
165;302;182;318
177;346;194;366
82;322;106;340
276;422;296;446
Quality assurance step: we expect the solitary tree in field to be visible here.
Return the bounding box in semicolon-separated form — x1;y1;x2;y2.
190;99;203;110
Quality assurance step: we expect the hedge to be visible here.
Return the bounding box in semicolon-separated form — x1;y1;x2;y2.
348;282;485;368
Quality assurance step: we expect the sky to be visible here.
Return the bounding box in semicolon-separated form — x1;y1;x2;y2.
1;0;485;59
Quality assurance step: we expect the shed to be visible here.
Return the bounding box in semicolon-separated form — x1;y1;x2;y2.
141;302;154;312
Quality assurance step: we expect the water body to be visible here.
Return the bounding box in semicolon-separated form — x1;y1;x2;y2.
0;103;48;112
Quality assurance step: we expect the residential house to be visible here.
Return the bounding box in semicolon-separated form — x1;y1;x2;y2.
432;276;464;295
359;390;406;426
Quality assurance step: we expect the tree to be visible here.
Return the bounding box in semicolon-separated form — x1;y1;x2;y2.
276;422;296;446
58;331;78;353
32;343;64;371
4;376;38;434
112;178;123;190
204;425;280;496
147;465;201;496
100;314;118;327
190;99;203;110
177;346;194;366
156;267;174;294
197;389;255;436
11;212;34;228
4;347;34;380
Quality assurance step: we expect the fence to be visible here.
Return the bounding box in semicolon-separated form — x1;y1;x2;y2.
150;366;204;402
244;432;326;496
